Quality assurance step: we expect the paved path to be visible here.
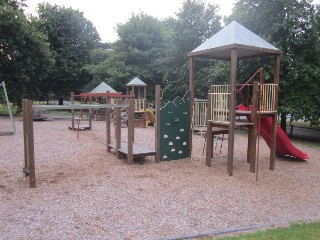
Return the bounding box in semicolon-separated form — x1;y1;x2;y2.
286;126;320;140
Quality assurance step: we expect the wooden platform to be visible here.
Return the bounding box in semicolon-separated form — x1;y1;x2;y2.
208;120;254;127
108;142;156;158
68;125;90;131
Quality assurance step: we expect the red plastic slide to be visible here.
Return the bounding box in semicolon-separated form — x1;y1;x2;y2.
259;117;308;160
237;104;308;160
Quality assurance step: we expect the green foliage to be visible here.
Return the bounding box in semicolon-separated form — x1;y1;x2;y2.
84;49;131;92
228;0;320;125
3;0;26;10
86;13;167;95
116;12;168;93
161;0;222;101
0;1;54;110
35;3;100;98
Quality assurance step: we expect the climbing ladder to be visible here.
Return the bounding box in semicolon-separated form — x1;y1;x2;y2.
0;81;16;135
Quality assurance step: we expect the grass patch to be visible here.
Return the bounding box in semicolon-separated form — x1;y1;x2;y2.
0;104;17;115
207;221;320;240
288;121;320;129
291;138;320;150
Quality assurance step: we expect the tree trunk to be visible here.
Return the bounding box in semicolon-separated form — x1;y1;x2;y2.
280;112;287;134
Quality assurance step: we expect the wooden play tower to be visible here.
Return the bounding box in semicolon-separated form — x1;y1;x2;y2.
126;77;148;127
188;21;282;176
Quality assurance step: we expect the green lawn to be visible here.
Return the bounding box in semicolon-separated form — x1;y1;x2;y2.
289;120;320;129
204;221;320;240
0;103;17;115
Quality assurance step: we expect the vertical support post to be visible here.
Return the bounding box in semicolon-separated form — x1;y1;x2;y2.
22;100;28;175
89;96;92;130
106;93;111;152
188;56;195;157
249;81;259;173
23;99;36;188
155;85;161;163
143;86;147;127
270;55;280;170
227;49;237;176
70;92;74;130
144;86;147;111
128;99;134;164
116;99;121;158
206;90;212;167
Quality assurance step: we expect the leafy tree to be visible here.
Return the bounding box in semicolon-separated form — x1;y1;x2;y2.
115;13;168;94
228;0;319;127
84;47;131;92
3;0;26;10
35;3;100;100
86;13;168;97
0;1;53;110
161;0;222;101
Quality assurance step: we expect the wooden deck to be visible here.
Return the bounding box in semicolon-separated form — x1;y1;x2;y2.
108;142;156;158
68;125;90;131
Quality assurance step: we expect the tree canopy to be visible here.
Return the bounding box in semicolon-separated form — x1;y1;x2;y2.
0;1;53;109
35;3;100;99
228;0;320;125
1;0;320;125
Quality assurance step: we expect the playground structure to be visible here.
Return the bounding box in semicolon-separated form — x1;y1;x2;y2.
22;99;128;187
188;20;281;176
126;77;150;128
21;21;311;188
188;21;308;176
107;85;190;163
69;91;124;131
22;84;193;187
0;81;16;136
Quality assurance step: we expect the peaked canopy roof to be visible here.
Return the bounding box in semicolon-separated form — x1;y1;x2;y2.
126;77;147;87
188;21;281;60
90;82;116;93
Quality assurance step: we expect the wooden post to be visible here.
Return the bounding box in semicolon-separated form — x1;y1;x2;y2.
22;100;28;175
155;85;161;163
249;81;259;173
188;56;195;157
206;90;213;167
106;92;111;152
144;86;147;111
89;96;92;130
270;55;280;170
23;99;36;188
116;99;121;158
227;49;237;176
138;87;141;99
70;92;74;130
128;99;134;164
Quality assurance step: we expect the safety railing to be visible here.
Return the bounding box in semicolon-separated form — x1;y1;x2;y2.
259;83;278;112
193;99;207;128
208;85;230;123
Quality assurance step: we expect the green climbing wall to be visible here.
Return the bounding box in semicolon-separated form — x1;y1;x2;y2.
160;91;190;161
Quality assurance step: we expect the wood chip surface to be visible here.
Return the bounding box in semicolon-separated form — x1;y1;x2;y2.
1;117;320;239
